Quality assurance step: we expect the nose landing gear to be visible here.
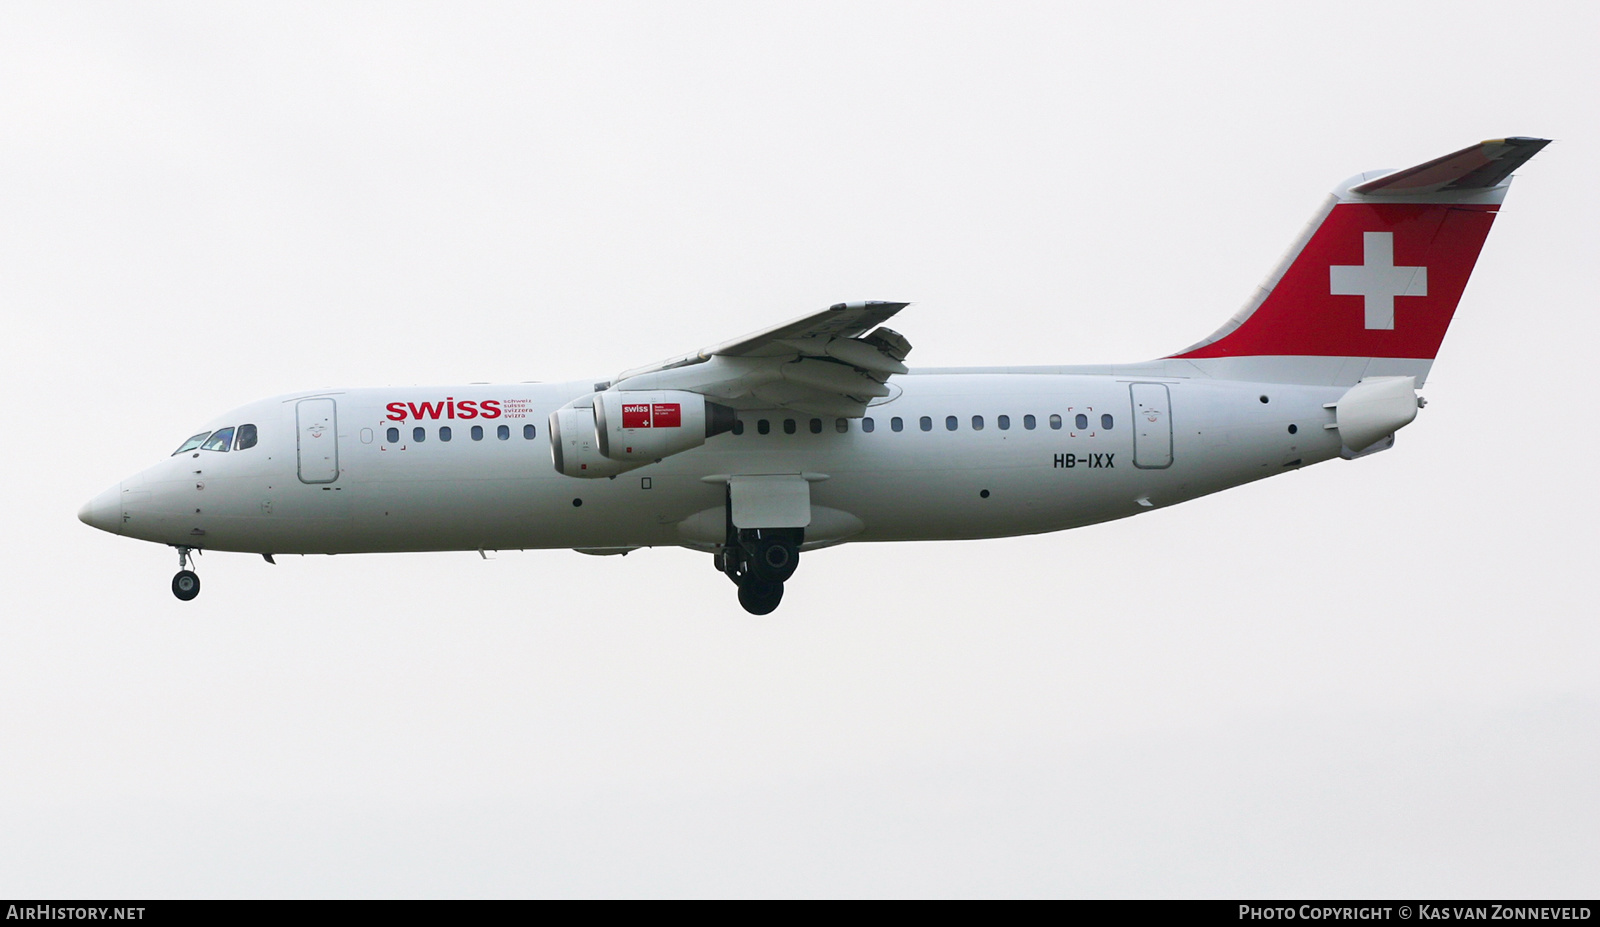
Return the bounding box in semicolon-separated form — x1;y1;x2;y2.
171;546;200;601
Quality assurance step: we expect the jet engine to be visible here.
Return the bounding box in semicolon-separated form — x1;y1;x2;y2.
594;390;737;463
550;390;737;478
549;404;640;478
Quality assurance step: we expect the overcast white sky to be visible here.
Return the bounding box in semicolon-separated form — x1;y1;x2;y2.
3;1;1597;898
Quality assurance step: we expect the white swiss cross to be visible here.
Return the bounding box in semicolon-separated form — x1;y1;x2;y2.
1329;231;1427;330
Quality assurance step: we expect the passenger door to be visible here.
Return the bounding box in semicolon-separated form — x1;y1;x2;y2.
296;398;340;483
1130;383;1173;469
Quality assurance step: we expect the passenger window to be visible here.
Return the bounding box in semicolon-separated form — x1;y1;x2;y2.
497;424;509;441
945;415;958;431
835;418;848;433
758;419;770;435
471;425;484;441
440;426;453;442
386;427;400;444
201;428;235;452
920;416;932;432
1102;414;1114;430
733;419;745;436
810;418;822;434
1049;414;1062;430
972;415;984;431
891;417;903;432
413;427;426;442
1024;414;1036;430
1075;414;1089;430
524;424;536;439
172;432;211;455
784;419;796;435
998;415;1010;430
862;417;875;433
234;424;258;450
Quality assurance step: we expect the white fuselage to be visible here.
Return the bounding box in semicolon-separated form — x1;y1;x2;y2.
90;371;1348;556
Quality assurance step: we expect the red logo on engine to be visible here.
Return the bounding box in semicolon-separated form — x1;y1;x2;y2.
622;404;652;428
652;403;682;428
620;402;681;428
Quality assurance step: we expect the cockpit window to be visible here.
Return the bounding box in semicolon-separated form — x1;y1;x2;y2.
234;424;258;450
201;427;235;452
173;432;212;455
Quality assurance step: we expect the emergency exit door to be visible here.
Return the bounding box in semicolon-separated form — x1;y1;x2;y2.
1130;383;1173;469
296;398;340;483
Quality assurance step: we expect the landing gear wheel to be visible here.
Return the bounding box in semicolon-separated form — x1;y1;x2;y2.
747;536;799;583
737;577;784;615
172;570;201;601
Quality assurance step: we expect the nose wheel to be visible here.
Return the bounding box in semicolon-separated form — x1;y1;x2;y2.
172;570;200;601
171;546;201;601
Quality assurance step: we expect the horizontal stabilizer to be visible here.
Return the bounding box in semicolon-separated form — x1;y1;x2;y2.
1350;137;1550;196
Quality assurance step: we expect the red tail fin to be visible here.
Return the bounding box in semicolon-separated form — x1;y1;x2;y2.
1171;138;1547;382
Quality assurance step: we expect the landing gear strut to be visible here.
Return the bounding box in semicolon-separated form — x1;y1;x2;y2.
719;527;802;615
172;546;200;601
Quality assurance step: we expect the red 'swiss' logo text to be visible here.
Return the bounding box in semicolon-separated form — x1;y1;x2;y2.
621;403;682;429
621;404;651;428
385;398;503;421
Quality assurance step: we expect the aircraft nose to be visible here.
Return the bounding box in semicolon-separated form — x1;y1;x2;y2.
78;483;123;535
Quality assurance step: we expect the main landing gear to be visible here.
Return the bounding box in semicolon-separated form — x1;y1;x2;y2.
717;527;802;615
171;546;200;601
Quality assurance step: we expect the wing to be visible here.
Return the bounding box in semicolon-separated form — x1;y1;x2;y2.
604;301;913;418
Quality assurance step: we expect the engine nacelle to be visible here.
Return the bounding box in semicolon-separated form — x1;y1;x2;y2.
549;405;644;478
594;390;737;463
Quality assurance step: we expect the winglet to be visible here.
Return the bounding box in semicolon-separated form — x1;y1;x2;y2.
1350;137;1550;196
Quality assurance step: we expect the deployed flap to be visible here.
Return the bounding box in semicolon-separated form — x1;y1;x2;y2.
729;475;811;529
606;301;912;417
1351;137;1549;196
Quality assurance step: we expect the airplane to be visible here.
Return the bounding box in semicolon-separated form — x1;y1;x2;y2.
79;137;1548;614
